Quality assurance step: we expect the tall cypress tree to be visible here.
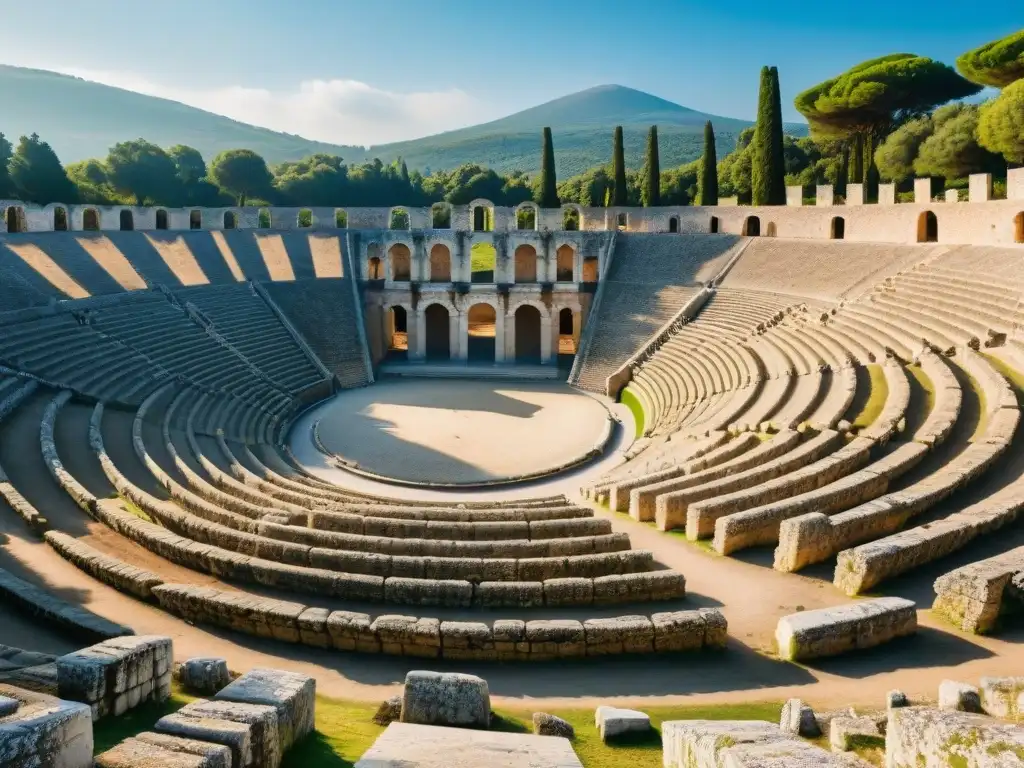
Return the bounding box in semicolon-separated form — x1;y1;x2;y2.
697;121;719;206
538;127;560;208
641;126;660;206
611;126;628;206
768;67;786;205
751;66;786;205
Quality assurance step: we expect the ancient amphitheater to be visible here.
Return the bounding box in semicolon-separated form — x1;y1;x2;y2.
3;172;1024;765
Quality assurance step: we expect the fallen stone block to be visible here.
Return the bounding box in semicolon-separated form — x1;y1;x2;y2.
887;689;909;711
0;694;18;717
779;697;820;737
215;668;315;750
179;658;231;696
594;706;650;742
0;683;93;768
96;733;232;768
57;635;172;719
980;676;1024;720
829;716;882;752
373;695;402;726
938;680;982;713
888;706;1024;766
155;711;254;768
400;671;490;730
532;712;574;739
775;597;917;661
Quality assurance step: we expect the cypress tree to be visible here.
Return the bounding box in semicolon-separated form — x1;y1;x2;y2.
850;134;864;187
768;67;786;205
641;126;660;206
611;126;628;206
751;66;786;205
538;127;560;208
697;121;719;206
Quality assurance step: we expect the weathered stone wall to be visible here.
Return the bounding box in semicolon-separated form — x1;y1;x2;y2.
0;683;94;768
886;706;1024;766
57;636;172;719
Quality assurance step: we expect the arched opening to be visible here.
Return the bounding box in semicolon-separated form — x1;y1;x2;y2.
431;203;451;229
388;243;412;281
470;242;496;283
390;208;410;230
424;304;451;360
563;207;580;231
669;216;679;233
224;211;237;230
83;208;100;232
368;257;383;280
742;215;760;237
558;307;578;358
472;205;492;232
766;221;777;237
298;209;313;228
387;306;408;357
616;212;628;230
582;256;599;283
830;216;845;240
156;209;169;230
917;211;938;243
514;244;538;283
516;205;537;231
119;210;134;231
467;303;496;362
709;216;719;234
189;210;202;230
514;305;542;363
335;209;348;228
429;244;451;282
1016;212;1024;244
4;207;22;233
53;207;68;232
258;209;271;229
556;245;575;282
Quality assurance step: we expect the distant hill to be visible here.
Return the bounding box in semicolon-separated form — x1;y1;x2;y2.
0;68;806;176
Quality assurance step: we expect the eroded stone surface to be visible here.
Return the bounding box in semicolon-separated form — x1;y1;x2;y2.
533;712;575;739
780;697;820;737
981;676;1024;720
179;658;231;696
96;734;232;768
594;706;649;741
401;671;490;730
775;597;916;661
0;683;94;768
829;716;882;752
373;695;402;726
887;706;1024;767
938;680;982;713
215;668;314;750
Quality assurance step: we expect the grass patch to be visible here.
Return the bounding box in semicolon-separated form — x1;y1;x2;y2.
620;387;646;438
118;496;154;523
92;687;198;754
470;242;496;283
847;364;889;430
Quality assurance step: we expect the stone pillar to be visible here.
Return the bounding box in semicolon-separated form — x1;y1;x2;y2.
448;310;459;361
1008;167;1024;201
412;309;426;361
816;185;834;206
494;308;506;363
786;186;804;206
969;173;992;203
877;184;896;205
540;316;553;363
846;184;865;206
456;311;469;361
914;178;932;204
504;313;516;360
944;189;959;203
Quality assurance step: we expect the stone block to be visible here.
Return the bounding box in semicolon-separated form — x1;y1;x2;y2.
583;615;653;655
887;689;909;711
829;716;882;752
594;706;649;741
215;668;315;750
980;677;1024;720
96;733;232;768
371;616;441;658
532;712;574;739
57;635;172;718
887;706;1024;766
775;597;916;660
326;611;377;653
0;683;93;768
179;658;231;696
400;670;490;729
372;695;402;726
0;695;18;716
780;697;820;737
938;680;982;713
155;711;254;768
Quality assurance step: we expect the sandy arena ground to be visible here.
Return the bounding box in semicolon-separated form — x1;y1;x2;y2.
312;379;612;485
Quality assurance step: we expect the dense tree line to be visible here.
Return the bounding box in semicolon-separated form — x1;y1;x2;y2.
0;29;1019;211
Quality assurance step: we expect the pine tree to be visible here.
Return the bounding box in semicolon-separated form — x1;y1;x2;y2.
751;67;786;205
8;133;76;204
641;126;660;206
538;127;560;208
0;133;13;199
611;126;628;206
697;121;719;206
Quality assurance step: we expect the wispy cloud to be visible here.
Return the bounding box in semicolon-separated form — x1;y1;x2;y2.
53;66;495;147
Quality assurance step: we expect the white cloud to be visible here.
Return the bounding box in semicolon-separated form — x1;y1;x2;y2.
54;66;493;147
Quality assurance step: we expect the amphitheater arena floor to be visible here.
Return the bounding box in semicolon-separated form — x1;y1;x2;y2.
308;379;616;486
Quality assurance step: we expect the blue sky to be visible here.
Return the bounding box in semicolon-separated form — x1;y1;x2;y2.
2;0;1020;146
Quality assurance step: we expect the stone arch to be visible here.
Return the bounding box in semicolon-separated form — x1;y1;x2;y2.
428;243;451;282
4;206;25;233
367;242;384;280
514;244;538;283
298;209;313;228
335;209;348;228
119;209;134;231
424;302;451;360
1016;212;1024;244
389;207;410;230
582;255;599;283
709;215;720;234
155;209;169;230
386;305;409;354
471;201;493;232
742;215;760;237
388;243;412;281
558;306;580;355
917;211;938;243
556;244;575;282
616;212;628;230
189;210;202;230
467;302;497;362
53;206;68;232
431;203;452;229
563;206;581;231
507;298;550;320
470;241;496;283
669;216;679;233
830;216;845;240
224;211;237;230
766;221;777;237
516;203;537;231
83;208;100;231
258;208;272;229
514;304;543;362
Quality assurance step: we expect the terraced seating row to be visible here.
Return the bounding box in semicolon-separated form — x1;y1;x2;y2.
931;546;1024;634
